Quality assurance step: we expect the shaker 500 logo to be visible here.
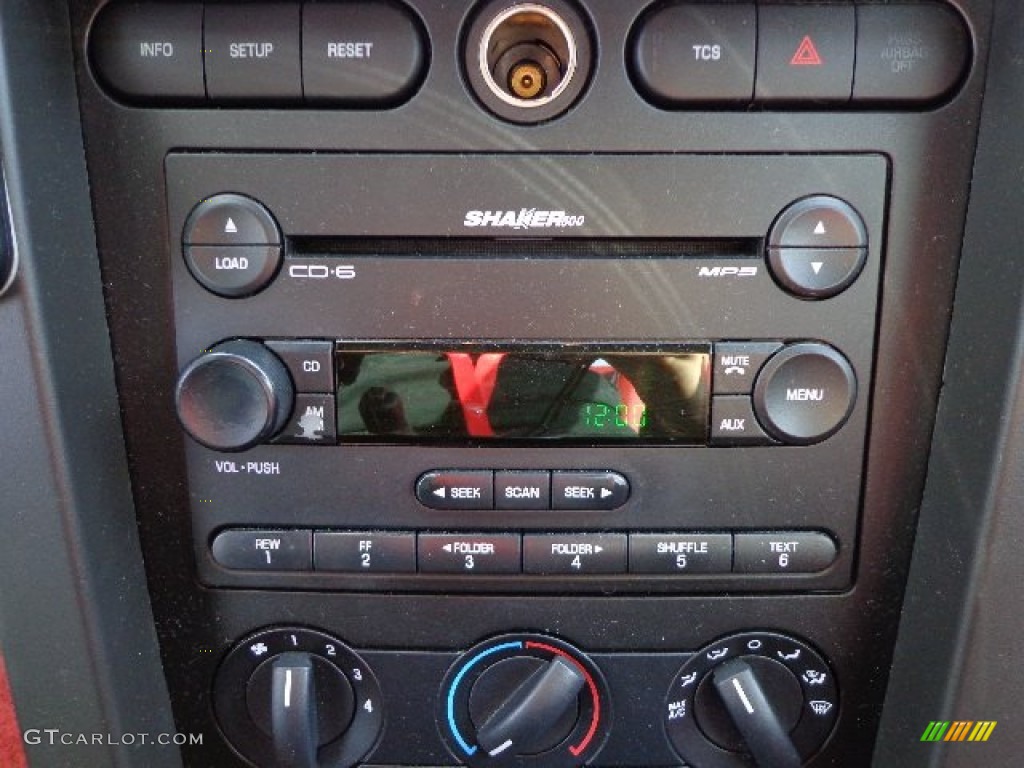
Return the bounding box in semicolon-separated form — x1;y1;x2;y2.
463;209;586;229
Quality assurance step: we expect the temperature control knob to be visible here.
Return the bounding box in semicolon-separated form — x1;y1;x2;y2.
440;634;610;768
664;631;838;768
175;339;294;451
214;627;383;768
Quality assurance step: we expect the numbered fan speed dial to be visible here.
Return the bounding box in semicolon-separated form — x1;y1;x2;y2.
214;627;383;768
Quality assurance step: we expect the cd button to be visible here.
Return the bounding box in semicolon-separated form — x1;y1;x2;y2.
211;529;312;571
274;394;336;444
551;471;629;510
184;193;281;246
710;397;773;446
494;471;551;510
265;340;335;393
184;245;282;298
523;533;627;575
713;342;782;395
416;471;494;510
629;533;733;574
314;531;416;573
733;532;837;574
418;534;521;574
767;247;867;299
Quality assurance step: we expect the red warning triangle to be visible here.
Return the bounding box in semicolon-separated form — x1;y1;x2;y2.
790;36;823;67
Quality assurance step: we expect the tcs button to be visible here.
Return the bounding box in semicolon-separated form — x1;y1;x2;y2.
630;4;756;104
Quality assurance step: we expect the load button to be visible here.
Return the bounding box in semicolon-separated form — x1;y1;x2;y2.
552;471;629;510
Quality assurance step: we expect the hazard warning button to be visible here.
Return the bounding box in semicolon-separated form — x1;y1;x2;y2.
755;5;854;102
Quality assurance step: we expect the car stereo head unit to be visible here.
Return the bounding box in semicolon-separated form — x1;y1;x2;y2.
167;152;884;594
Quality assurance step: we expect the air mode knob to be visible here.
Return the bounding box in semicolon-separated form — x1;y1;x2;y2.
664;631;839;768
175;339;294;451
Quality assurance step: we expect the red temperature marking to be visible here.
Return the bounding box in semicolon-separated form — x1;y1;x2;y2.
524;641;600;757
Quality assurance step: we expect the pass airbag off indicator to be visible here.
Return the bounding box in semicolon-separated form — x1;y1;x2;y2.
439;634;611;768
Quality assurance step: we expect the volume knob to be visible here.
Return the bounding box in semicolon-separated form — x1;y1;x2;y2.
175;339;294;451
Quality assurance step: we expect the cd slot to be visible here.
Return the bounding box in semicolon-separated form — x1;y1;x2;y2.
288;237;760;260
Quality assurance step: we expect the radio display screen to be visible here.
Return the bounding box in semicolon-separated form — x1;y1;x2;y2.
334;345;710;443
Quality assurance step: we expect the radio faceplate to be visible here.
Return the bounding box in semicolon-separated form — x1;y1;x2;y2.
167;153;885;593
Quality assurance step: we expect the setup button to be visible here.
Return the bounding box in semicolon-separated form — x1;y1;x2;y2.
416;471;494;510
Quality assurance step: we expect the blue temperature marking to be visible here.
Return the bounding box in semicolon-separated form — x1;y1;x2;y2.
448;641;523;755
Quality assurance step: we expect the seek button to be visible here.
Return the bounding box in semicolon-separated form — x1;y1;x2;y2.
416;471;494;510
552;471;629;510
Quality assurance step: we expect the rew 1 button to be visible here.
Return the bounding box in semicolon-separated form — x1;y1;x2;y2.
416;471;494;510
211;529;312;571
753;344;856;445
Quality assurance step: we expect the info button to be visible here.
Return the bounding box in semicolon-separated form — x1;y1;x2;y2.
416;471;494;510
552;471;629;511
